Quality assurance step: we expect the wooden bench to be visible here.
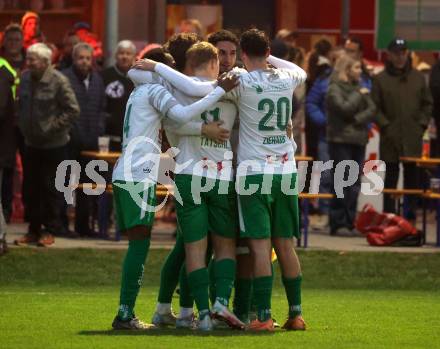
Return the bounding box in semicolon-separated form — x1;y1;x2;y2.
76;183;173;196
381;188;424;216
382;188;424;197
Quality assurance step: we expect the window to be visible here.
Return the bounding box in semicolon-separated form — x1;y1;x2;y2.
376;0;440;50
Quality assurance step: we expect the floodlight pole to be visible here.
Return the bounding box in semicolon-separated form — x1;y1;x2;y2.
105;0;119;67
341;0;350;40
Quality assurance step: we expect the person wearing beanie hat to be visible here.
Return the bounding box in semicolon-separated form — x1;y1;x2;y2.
21;11;44;49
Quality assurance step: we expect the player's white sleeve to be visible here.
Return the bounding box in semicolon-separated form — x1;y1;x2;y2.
267;55;307;84
148;84;226;124
127;69;162;85
163;118;203;136
154;63;217;97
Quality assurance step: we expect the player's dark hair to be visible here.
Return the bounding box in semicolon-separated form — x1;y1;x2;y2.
207;29;239;47
240;28;270;58
142;47;175;67
164;32;201;72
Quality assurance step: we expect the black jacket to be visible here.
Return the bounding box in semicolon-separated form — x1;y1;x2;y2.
101;66;134;140
430;60;440;126
372;61;432;162
0;66;16;168
62;67;107;152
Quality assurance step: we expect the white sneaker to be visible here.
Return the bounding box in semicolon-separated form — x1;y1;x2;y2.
197;315;213;331
176;313;196;329
211;301;245;330
151;311;177;327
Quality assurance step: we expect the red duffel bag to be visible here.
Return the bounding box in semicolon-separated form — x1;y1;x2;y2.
355;204;422;246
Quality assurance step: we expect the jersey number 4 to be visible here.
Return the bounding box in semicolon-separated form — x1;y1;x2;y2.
258;97;290;131
123;104;132;138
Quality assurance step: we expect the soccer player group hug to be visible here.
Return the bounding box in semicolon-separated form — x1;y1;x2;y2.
111;28;307;332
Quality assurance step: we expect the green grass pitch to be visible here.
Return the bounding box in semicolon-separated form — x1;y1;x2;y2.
1;248;440;349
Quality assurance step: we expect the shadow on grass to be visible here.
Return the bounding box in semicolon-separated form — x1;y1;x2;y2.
79;329;274;337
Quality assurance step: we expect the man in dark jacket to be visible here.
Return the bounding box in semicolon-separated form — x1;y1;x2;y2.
430;58;440;156
372;38;432;219
1;23;25;223
16;43;80;246
101;40;135;152
0;66;16;254
63;42;106;236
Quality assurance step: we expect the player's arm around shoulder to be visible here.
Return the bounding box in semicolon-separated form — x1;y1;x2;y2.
267;55;307;85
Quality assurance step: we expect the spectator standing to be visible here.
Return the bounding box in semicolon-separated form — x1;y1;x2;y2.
179;19;204;37
305;44;336;227
57;31;80;71
344;36;372;90
1;24;26;73
101;40;135;151
73;22;104;67
63;43;106;236
372;38;432;220
21;12;45;49
430;57;440;156
326;55;376;235
0;64;16;254
1;24;24;223
275;29;299;48
306;39;333;92
15;43;79;246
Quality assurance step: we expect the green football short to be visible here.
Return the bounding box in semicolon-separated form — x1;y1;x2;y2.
175;174;238;243
237;173;300;239
113;180;156;231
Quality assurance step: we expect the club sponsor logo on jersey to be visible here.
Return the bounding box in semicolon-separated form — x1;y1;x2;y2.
252;84;263;94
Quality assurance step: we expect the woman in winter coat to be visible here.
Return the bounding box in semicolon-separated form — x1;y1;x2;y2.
325;54;376;236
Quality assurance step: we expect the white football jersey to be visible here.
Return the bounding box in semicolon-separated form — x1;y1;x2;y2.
112;83;178;184
164;77;238;181
227;67;304;176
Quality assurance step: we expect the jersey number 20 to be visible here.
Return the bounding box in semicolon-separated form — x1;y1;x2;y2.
258;97;290;131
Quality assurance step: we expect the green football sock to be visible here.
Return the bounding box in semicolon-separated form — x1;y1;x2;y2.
214;258;236;307
253;276;273;322
233;278;252;322
208;258;216;306
117;238;150;321
249;262;274;315
179;265;193;308
282;275;302;318
157;234;185;304
187;267;210;318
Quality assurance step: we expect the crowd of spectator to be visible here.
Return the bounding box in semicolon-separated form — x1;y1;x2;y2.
0;13;438;250
0;13;137;248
